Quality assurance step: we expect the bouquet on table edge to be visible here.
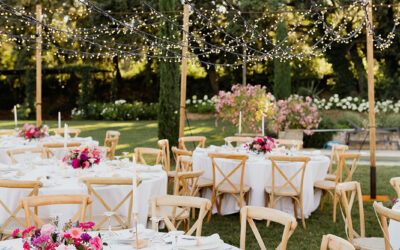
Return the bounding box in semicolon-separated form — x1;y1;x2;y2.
246;136;276;154
63;146;102;169
12;221;107;250
17;123;48;140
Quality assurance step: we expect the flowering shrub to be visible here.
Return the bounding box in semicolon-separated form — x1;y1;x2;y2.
71;100;158;121
12;221;106;249
246;137;276;154
17;124;48;140
186;95;217;113
214;84;272;133
63;146;102;169
271;95;322;135
313;94;400;113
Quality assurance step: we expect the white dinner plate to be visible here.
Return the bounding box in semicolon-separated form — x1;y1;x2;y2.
179;239;225;250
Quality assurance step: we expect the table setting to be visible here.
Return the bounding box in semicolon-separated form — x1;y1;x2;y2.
193;137;330;218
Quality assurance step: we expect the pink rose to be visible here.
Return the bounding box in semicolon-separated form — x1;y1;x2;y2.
23;241;30;250
71;159;80;169
82;161;90;169
68;227;82;239
90;236;103;250
40;224;55;236
257;138;263;143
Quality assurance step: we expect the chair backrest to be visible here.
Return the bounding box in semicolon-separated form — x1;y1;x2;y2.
150;195;211;237
42;142;81;158
178;136;206;152
158;139;170;172
224;136;252;148
134;147;163;166
171;146;192;168
0;129;16;137
334;153;360;185
335;181;365;243
208;153;249;206
54;128;81;138
19;194;92;227
328;144;349;175
104;137;118;160
7;147;52;164
80;177;142;230
240;206;297;250
390;177;400;198
105;130;120;141
0;180;42;233
267;156;310;197
175;155;193;173
373;201;400;250
320;234;355;250
173;169;204;197
275;139;303;150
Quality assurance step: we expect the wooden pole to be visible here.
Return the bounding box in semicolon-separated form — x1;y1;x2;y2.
366;0;376;199
242;47;247;85
35;4;42;127
178;3;189;138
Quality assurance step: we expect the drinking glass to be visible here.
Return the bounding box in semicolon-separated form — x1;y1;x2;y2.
103;211;117;239
150;217;164;246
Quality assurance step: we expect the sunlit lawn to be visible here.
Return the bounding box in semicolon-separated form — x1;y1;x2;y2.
0;119;397;249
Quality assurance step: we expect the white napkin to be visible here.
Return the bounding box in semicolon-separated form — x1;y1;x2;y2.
177;234;221;248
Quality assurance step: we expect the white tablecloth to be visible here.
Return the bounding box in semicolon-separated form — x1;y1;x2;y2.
193;147;330;218
0;160;167;226
388;202;400;249
0;135;98;164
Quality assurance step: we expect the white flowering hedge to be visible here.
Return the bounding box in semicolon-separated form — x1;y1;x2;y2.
186;95;217;113
310;94;400;113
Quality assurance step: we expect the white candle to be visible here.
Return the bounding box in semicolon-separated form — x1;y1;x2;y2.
64;123;68;152
132;156;138;214
58;112;61;129
239;112;242;134
14;106;17;128
262;115;265;136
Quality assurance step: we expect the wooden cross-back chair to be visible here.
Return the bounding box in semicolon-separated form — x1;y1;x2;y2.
7;147;53;164
42;142;81;158
170;147;193;187
158;139;170;172
19;194;92;227
265;156;310;228
207;153;250;222
240;206;298;250
224;136;252;148
335;182;384;250
102;137;118;160
320;234;355;250
373;201;400;250
314;153;360;223
325;144;349;181
390;177;400;198
275;139;303;150
178;136;206;152
80;177;142;230
105;130;120;141
0;180;42;240
54;128;81;138
150;195;211;237
134;147;163;166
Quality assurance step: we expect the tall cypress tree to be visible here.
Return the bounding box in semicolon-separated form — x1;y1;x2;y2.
158;0;180;146
273;21;291;99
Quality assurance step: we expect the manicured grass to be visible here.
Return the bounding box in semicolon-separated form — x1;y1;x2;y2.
1;119;397;249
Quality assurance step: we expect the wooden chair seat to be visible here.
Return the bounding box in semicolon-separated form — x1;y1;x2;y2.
353;237;385;250
148;206;190;220
167;170;176;178
325;173;336;181
198;177;213;188
314;180;336;190
265;186;299;196
216;182;250;193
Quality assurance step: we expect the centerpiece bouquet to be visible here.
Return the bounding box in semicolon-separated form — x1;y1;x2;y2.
18;123;48;140
246;136;276;154
63;146;102;169
12;221;106;250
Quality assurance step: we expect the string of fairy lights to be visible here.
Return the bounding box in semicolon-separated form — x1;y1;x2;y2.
0;0;399;67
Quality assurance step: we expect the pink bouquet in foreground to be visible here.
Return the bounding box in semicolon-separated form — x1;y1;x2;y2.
63;146;102;169
246;136;276;154
12;221;107;250
17;123;48;140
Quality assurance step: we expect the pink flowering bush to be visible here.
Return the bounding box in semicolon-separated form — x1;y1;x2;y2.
214;84;272;133
62;146;102;169
271;95;322;135
17;123;48;140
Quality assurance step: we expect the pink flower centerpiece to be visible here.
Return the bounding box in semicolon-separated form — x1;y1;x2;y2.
246;137;276;154
63;146;102;169
12;221;106;250
17;123;48;140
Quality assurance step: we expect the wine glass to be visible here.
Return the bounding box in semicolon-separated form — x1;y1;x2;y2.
122;152;129;158
115;156;121;162
103;211;117;239
150;217;164;246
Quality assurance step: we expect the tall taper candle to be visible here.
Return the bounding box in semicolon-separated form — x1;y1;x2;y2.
262;115;265;136
58;112;61;129
64;123;68;152
14;106;17;128
239;112;242;134
132;156;138;214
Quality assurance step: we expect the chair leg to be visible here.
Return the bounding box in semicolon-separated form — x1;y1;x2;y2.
265;192;270;208
333;191;338;223
320;190;326;211
292;198;298;219
298;199;306;229
267;197;275;227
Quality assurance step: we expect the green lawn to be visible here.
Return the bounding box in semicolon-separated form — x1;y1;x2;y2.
1;119;397;249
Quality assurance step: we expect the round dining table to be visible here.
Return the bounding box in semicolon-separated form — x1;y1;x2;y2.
193;146;330;218
0;159;167;226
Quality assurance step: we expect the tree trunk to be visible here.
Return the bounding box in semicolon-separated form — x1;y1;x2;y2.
208;65;218;94
349;45;366;95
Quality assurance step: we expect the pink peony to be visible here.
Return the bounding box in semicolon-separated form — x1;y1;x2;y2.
82;161;90;169
90;236;103;250
68;227;82;239
257;138;263;143
40;224;55;236
71;159;80;169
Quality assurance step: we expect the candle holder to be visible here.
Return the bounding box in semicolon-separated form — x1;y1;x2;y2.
131;213;148;249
